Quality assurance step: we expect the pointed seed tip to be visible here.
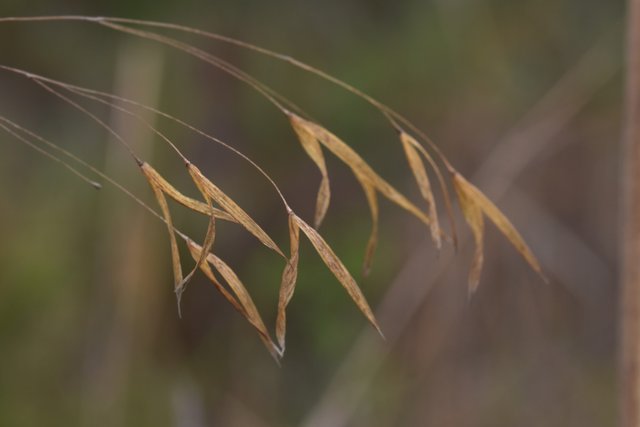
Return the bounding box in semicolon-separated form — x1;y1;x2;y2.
467;285;479;301
175;288;184;319
375;324;386;341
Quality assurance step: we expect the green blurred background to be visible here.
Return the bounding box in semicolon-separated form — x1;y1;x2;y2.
0;0;624;425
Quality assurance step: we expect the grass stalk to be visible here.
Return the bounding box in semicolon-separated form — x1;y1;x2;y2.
620;0;640;425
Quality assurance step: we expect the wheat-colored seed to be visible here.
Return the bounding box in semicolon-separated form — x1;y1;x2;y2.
180;171;218;300
292;213;383;337
453;174;485;293
142;161;220;311
289;113;442;275
356;170;379;277
187;163;284;257
453;172;548;290
289;114;331;228
186;239;281;362
142;164;184;297
401;131;441;249
188;244;244;313
139;161;235;221
276;213;301;351
290;114;434;226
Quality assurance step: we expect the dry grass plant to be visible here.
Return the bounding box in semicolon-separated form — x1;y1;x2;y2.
0;16;546;361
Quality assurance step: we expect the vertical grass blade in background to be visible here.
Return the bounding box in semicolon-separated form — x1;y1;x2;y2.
620;0;640;425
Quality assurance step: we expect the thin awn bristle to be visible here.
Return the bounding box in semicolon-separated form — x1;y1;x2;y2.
96;20;308;118
2;17;454;194
31;79;143;165
0;119;101;189
1;66;293;212
61;85;189;163
98;21;293;115
0;114;172;231
96;17;453;168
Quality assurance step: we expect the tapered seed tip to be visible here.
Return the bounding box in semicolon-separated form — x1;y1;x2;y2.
90;181;102;190
371;321;385;340
267;343;283;366
175;288;185;319
362;265;371;278
540;271;550;284
275;342;285;359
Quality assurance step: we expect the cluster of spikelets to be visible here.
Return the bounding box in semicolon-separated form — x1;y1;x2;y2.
0;16;546;362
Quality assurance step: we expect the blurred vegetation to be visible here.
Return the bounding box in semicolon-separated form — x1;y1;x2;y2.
0;0;624;426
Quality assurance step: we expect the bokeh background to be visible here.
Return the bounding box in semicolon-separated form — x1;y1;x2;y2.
0;0;625;426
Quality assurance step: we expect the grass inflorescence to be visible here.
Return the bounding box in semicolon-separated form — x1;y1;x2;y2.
0;16;546;361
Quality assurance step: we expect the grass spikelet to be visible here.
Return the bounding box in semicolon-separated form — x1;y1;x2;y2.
292;213;383;337
400;131;441;249
290;114;432;226
289;113;443;273
276;212;300;352
453;174;485;293
453;172;548;290
187;163;285;258
355;170;379;277
138;160;235;221
289;113;330;228
141;163;184;305
186;240;281;362
180;195;217;302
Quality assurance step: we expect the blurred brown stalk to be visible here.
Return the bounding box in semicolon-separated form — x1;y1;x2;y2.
620;0;640;425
